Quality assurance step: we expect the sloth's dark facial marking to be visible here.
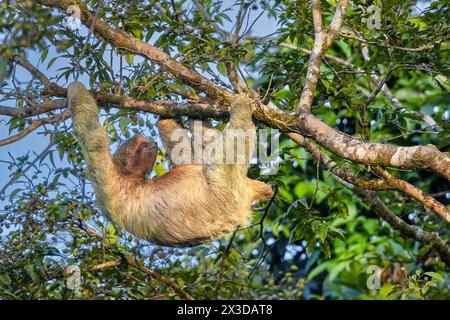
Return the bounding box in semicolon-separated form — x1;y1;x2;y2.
68;81;274;247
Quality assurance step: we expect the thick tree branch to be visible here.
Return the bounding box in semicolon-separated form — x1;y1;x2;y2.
287;132;450;223
294;113;450;180
287;133;390;190
325;0;348;47
355;189;450;266
0;96;224;120
34;0;233;103
225;60;247;94
2;84;450;182
0;100;67;117
374;168;450;223
287;132;450;265
8;3;450;181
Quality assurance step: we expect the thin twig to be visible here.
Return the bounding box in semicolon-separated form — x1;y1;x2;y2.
1;133;56;195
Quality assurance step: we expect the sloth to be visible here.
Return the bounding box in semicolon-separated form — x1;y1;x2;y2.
67;82;274;247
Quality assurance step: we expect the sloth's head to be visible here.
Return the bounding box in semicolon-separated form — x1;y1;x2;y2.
114;134;158;178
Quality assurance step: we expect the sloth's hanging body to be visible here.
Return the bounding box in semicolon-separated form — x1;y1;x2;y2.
68;82;273;247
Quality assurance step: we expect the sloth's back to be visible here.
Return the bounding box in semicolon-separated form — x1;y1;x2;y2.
112;164;253;247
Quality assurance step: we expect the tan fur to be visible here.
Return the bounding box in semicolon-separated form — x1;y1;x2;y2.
68;82;274;247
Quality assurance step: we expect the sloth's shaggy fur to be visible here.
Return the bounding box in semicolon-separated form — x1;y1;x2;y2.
68;82;273;247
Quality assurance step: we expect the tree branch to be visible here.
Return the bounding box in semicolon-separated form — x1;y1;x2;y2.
8;2;450;181
12;55;65;96
360;46;441;131
280;42;442;131
34;0;232;103
339;30;450;52
297;0;349;112
288;132;449;223
77;223;194;300
294;112;450;180
0;100;67;117
287;133;390;190
0;111;70;146
2;77;450;182
287;132;450;265
89;260;121;271
355;189;450;266
374;168;450;223
124;257;194;300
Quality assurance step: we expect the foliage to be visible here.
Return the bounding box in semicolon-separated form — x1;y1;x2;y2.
0;0;449;300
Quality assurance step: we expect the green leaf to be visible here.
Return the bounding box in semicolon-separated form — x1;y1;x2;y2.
328;261;350;281
337;203;349;218
424;272;443;282
24;264;39;283
125;53;134;65
0;274;11;286
434;74;450;92
216;62;227;76
307;261;333;281
47;57;58;70
119;117;131;131
0;56;7;82
40;47;49;62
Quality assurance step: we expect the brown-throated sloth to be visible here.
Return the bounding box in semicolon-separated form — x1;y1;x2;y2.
67;82;273;247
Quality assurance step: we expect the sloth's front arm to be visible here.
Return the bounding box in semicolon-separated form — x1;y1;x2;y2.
67;82;118;213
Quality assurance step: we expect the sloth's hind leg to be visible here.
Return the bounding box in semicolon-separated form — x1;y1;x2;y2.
204;94;256;188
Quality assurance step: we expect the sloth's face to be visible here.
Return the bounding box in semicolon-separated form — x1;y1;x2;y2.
115;134;158;177
131;137;158;176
